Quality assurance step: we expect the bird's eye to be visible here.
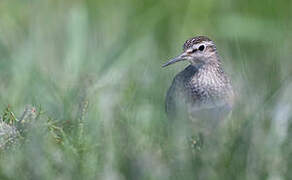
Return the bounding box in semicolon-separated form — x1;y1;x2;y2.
198;45;205;51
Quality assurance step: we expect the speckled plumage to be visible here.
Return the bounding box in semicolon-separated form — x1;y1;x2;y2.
165;36;234;122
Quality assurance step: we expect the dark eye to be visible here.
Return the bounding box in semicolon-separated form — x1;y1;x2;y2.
198;45;205;51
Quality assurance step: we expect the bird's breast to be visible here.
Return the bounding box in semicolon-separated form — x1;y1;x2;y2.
165;65;233;121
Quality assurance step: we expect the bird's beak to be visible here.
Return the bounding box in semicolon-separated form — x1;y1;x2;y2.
162;52;188;68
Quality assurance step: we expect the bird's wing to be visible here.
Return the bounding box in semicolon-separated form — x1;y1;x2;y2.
165;78;178;119
165;72;192;120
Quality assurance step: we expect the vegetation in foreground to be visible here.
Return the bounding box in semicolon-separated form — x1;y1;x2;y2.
0;0;291;179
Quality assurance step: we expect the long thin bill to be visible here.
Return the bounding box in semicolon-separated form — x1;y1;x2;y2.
162;55;184;68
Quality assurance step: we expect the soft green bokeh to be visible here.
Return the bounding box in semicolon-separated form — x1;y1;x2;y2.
0;0;291;179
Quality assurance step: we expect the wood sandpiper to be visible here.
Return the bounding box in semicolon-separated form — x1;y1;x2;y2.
163;36;234;139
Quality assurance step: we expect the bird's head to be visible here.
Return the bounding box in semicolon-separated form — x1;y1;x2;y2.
162;36;218;67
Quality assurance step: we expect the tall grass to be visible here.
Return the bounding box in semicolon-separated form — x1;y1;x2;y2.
0;0;291;179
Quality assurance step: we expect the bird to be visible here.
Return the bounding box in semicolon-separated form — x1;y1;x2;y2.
162;36;234;144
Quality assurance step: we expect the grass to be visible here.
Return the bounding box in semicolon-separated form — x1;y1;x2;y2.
0;0;291;179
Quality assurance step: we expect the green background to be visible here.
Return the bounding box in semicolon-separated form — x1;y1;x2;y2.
0;0;291;179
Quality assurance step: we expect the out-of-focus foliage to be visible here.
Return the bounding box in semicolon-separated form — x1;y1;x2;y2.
0;0;291;179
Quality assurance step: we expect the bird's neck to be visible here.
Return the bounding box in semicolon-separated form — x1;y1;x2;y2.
190;52;221;68
192;60;226;85
191;59;222;74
